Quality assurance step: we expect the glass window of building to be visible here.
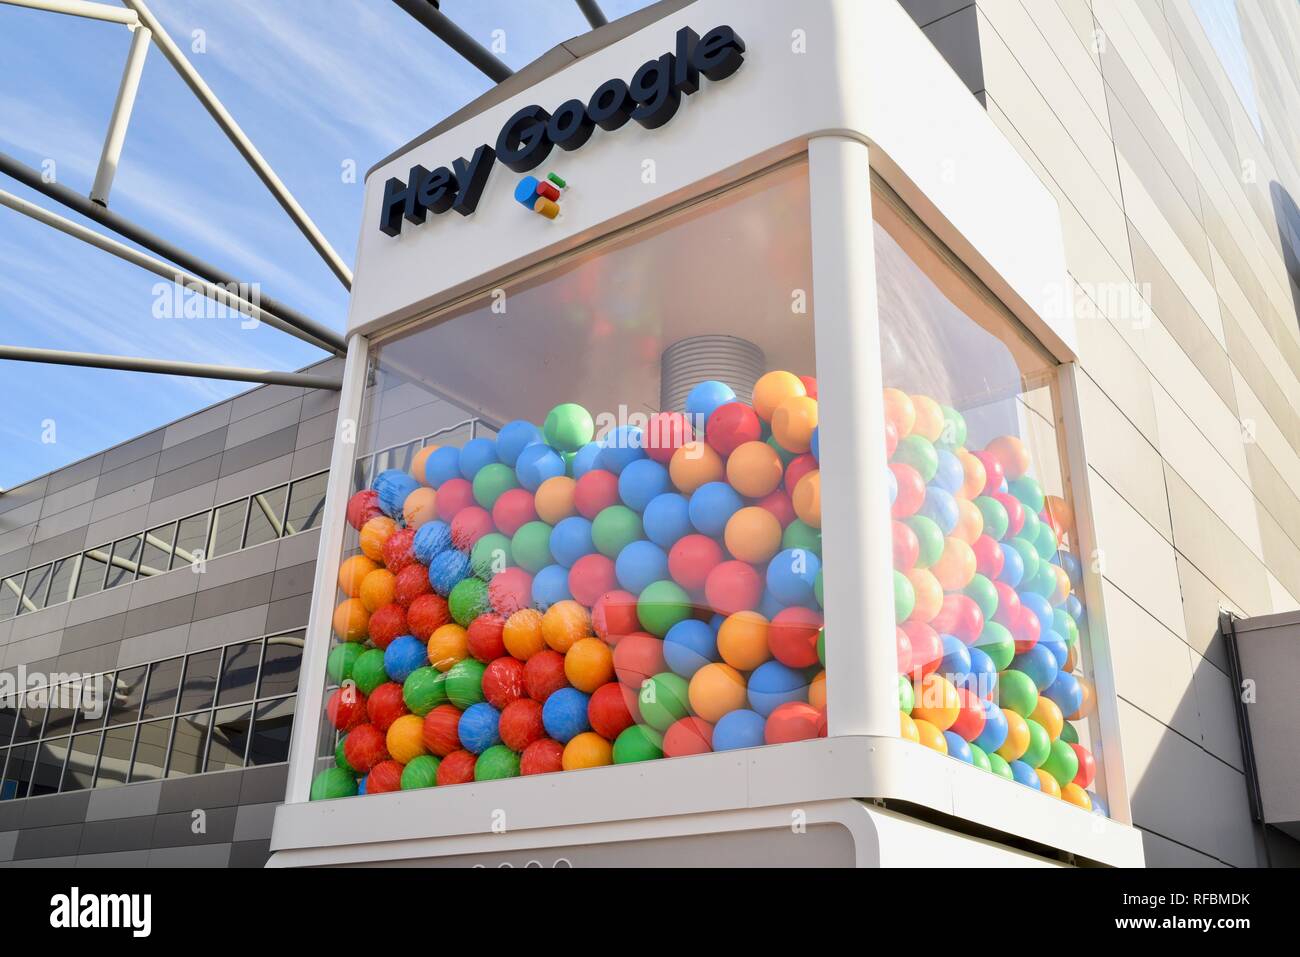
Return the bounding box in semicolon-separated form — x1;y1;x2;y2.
258;632;303;698
168;711;210;778
284;473;328;535
62;731;102;792
107;666;148;726
139;523;177;578
13;698;46;744
248;696;295;766
95;724;136;788
178;648;221;714
0;574;24;619
18;563;52;613
74;546;109;599
105;534;144;588
75;673;112;732
208;500;248;560
1;743;36;800
171;512;210;570
206;705;251;772
29;737;69;796
244;484;288;548
217;641;261;706
141;657;183;720
0;696;15;745
43;684;77;737
46;554;81;606
130;718;172;783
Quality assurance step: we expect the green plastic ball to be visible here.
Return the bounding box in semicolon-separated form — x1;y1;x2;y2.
1028;562;1058;599
897;673;914;714
511;521;554;573
352;648;389;695
444;658;487;709
310;767;357;801
475;744;521;780
1008;475;1044;516
638;672;690;731
327;642;365;685
938;406;967;449
1019;508;1041;546
334;735;351;770
1060;721;1079;745
448;577;490;627
893;434;938;483
975;496;1009;541
543;403;594;452
816;627;826;667
592;505;644;557
905;514;945;568
402;666;447;716
782;519;822;556
814;568;824;607
766;435;797;466
893;570;915;623
1042;738;1079;785
964;574;998;620
999;669;1039;718
613;724;664;763
968;742;992;773
1009;537;1039;583
401;754;441;790
977;622;1016;671
987;751;1014;780
471;532;514;580
1035;522;1060;561
472;462;519;509
1021;718;1051;768
637;580;692;637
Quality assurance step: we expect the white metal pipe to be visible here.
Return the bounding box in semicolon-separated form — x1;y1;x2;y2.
0;187;340;353
1;0;138;26
91;23;151;206
121;0;354;290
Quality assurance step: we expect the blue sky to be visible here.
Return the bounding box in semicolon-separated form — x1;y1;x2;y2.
0;0;654;490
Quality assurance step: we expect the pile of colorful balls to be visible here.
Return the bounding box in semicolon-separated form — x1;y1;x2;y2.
310;371;1103;816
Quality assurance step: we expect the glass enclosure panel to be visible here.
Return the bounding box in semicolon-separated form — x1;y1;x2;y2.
310;160;820;800
18;563;52;613
139;523;177;578
873;189;1104;814
285;473;328;535
172;512;210;570
244;484;289;548
47;555;81;606
74;547;109;598
209;500;249;559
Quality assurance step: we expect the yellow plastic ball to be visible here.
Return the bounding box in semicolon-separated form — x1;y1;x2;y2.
726;441;784;498
931;537;976;591
332;598;370;641
958;449;987;500
987;435;1031;481
752;371;806;423
912;672;960;731
717;611;771;671
771;395;818;453
542;600;591;654
564;637;614;693
669;441;725;495
1052;565;1072;604
910;394;945;442
338;555;379;598
410;445;438;485
996;708;1030;762
688;662;748;723
503;608;546;660
883;388;916;439
562;731;613;770
427;623;468;671
359;516;397;562
952;497;984;544
1061;783;1093;810
724;506;783;564
905;568;943;623
900;710;920;743
792;470;821;528
535;475;577;524
1030;696;1064;741
1036;769;1062;798
359;568;396;613
912;717;948;754
809;670;826;711
402;486;438;528
386;714;428;764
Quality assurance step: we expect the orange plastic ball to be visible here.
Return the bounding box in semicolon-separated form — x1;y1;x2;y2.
1036;769;1062;798
905;568;943;623
359;516;397;562
332;598;370;641
1031;696;1064;741
410;445;438;485
338;555;379;598
564;637;615;692
1045;494;1075;536
1064;643;1079;673
542;600;591;653
952;498;984;544
503;608;546;660
912;717;948;754
910;394;945;442
957;449;987;500
792;470;821;529
996;708;1030;761
724;506;783;564
562;731;613;770
402;487;438;529
1061;783;1092;810
987;435;1031;481
883;388;916;439
752;371;806;423
912;672;960;731
809;670;826;710
725;441;784;498
386;714;428;764
669;441;725;495
688;662;748;723
931;537;976;591
900;710;920;743
535;475;577;524
1067;676;1096;720
717;611;771;671
1052;566;1072;604
359;568;396;613
771;395;819;453
427;623;468;671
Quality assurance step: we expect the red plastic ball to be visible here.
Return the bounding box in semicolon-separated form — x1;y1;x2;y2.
892;520;920;571
973;451;1004;496
343;723;388;773
393;563;432;606
613;632;666;690
890;463;925;518
421;704;463;756
382;526;417;573
993;581;1021;628
466;613;507;662
972;535;1005;579
663;716;714;756
645;411;695;464
499;698;545;751
520;738;564;775
884;420;899;459
327;686;367;731
769;607;823;668
435;478;475;523
799;375;818;399
931;593;984;646
587;681;634;740
482;656;527;710
568;553;618;607
367;759;404;793
450;506;493;551
755;489;796;527
895;626;913;675
765;702;822;744
367;603;407;650
347;489;383;530
574;469;620;520
436;749;477;785
1013;604;1041;653
366;682;408;732
901;621;942;678
949;687;987;742
492;487;538;537
703;561;763;617
488;567;533;616
668;535;724;591
992;492;1025;539
592;590;639;642
705;402;762;457
524;649;568;702
785;454;818;496
1070;743;1097;789
407;593;451;641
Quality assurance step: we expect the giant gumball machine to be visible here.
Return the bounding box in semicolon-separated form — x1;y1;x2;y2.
269;0;1143;867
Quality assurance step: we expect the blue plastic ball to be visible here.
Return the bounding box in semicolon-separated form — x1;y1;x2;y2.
747;660;807;717
496;420;543;467
515;443;566;491
531;564;572;610
1059;551;1082;589
542;688;590;744
933;450;965;495
1009;759;1042;789
597;426;645;475
383;635;427;684
687;481;743;537
615;540;669;594
457;702;502;754
373;470;420;519
412;521;453;565
459;437;498;480
997;542;1025;587
810;426;819;463
1011;643;1059;692
643;493;693;548
712;709;766;751
424;446;462;488
662;619;718;679
938;633;972;683
428;549;471;596
887;466;898;505
1039;629;1069;669
1064;593;1084;621
974;697;1008;752
1043;670;1083;715
944;731;974;764
549;516;595;568
1020;591;1054;635
960;646;998;699
920;486;959;535
758;589;786;620
357;777;367;795
1090;793;1110;817
766;548;821;606
685;380;736;424
618;459;670;512
571;441;603;478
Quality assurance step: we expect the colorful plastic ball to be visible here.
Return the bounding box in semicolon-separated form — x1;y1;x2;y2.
983;752;1012;782
960;646;998;699
687;662;748;723
421;704;463;756
566;441;599;479
374;469;420;519
1008;760;1041;789
524;649;568;703
494;698;542;752
907;394;943;442
507;521;552;574
509;739;560;777
663;534;720;591
424;447;462;489
349;649;387;697
534;600;586;654
327;642;366;687
975;621;1016;671
494;420;542;467
685;380;736;423
938;633;972;681
951;498;984;546
890;463;926;520
1060;782;1091;810
931;449;965;496
467;533;510;583
986;435;1030;481
541;687;590;744
433;478;476;524
566;553;616;606
894;435;939;486
764;702;821;744
763;548;817;607
712;611;768;671
636;672;690;731
721;441;781;499
358;517;396;564
791;471;821;529
656;717;710;757
564;637;615;693
685;482;742;539
457;702;501;754
1070;743;1096;788
511;444;562;492
559;731;612;770
443;658;486;709
343;723;389;773
362;603;402;651
471;744;518;781
968;742;991;773
912;717;948;754
524;478;570;528
449;507;493;553
584;683;632;741
338;555;379;600
367;682;408;732
426;550;469;599
598;426;646;475
697;562;757;619
1060;717;1080;745
771;395;818;454
448;577;490;627
572;469;620;521
548;516;595;569
618;458;671;513
636;580;692;637
394;562;432;606
544;403;595;452
364;760;403;794
601;723;659;764
949;686;987;742
641;493;692;549
482;567;528;617
996;709;1030;762
1020;718;1051;768
435;750;476;785
643;411;695;464
612;540;669;595
912;673;960;731
398;754;440;791
386;713;428;765
590;590;638;640
497;609;543;662
920;487;959;537
752;371;805;423
409;522;450;566
347;490;384;532
943;731;974;763
705;402;762;457
893;571;916;624
766;607;819;668
707;708;763;751
458;438;498;481
998;668;1039;717
484;488;533;537
469;462;516;510
590;505;644;558
901;621;942;678
1010;645;1058;694
717;507;780;565
669;441;725;495
745;660;805;716
905;516;944;569
900;711;920;743
974;698;1009;752
402;665;447;716
381;635;426;684
883;389;916;440
463;616;505;666
398;486;436;530
1039;737;1079;786
662;619;718;678
896;672;916;713
1043;670;1083;716
531;564;573;610
327;685;368;733
358;569;395;614
404;593;448;643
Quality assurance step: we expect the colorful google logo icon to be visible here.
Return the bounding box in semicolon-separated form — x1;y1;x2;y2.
514;172;567;220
